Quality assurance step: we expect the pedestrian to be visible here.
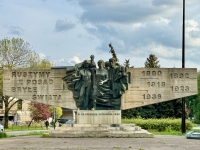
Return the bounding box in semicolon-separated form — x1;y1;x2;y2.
56;121;59;127
45;119;49;129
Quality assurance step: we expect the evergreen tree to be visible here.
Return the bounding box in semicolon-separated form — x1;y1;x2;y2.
144;54;160;68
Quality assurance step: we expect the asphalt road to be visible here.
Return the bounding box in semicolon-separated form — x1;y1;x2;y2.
1;126;199;150
0;135;200;150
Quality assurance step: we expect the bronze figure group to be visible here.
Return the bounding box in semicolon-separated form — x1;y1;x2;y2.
63;55;128;110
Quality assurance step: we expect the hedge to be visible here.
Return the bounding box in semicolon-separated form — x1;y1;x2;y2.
0;132;7;138
122;118;194;132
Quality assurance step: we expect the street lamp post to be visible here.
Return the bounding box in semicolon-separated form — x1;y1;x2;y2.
53;107;56;130
182;0;186;133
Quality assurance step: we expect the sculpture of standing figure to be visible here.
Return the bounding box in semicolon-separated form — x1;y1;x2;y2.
108;58;127;99
89;55;96;68
75;60;92;110
92;60;110;109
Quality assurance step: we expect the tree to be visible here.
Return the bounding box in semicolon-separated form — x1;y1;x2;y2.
0;67;3;96
49;106;63;119
0;37;40;69
144;54;160;68
124;59;130;68
0;37;41;128
29;102;51;126
186;72;200;123
30;59;53;69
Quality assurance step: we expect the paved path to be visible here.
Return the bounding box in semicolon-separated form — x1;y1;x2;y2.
2;126;199;150
0;135;199;150
6;130;47;136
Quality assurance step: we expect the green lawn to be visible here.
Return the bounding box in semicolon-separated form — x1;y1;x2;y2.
4;125;47;132
148;130;185;136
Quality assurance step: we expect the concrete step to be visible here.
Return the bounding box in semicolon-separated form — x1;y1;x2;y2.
49;124;153;138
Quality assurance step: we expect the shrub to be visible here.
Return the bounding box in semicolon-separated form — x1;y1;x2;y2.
122;118;194;132
0;132;7;138
41;133;51;138
27;131;46;136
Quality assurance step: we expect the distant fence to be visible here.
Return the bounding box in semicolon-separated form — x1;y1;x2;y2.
6;121;47;131
7;125;46;131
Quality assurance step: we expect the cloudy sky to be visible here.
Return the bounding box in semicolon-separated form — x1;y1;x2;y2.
0;0;200;70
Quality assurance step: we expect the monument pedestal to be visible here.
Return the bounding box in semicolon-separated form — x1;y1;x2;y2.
49;123;153;138
49;110;153;138
76;110;121;124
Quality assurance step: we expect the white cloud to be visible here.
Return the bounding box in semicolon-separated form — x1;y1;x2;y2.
7;25;24;35
149;43;181;59
58;58;65;62
68;56;82;65
185;20;200;48
130;42;181;60
186;20;199;31
0;0;200;70
39;53;46;59
155;17;170;25
55;18;75;32
131;23;146;30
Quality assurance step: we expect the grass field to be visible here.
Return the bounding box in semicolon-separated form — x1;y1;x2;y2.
4;125;47;132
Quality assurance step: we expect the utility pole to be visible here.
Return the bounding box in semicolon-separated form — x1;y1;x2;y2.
182;0;186;133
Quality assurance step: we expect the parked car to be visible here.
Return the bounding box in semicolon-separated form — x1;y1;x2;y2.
65;120;75;124
185;131;200;139
57;118;69;124
0;124;4;132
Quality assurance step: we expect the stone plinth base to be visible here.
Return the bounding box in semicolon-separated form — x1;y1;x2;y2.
77;110;121;124
49;124;154;138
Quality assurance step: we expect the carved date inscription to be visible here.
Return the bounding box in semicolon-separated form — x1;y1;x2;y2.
142;94;162;99
147;82;165;87
142;71;162;76
171;86;189;92
170;73;189;79
139;69;193;102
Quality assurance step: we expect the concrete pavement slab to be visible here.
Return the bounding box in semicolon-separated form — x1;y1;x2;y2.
0;135;199;150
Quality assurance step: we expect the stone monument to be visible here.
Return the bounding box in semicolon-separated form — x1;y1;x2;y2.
3;44;198;137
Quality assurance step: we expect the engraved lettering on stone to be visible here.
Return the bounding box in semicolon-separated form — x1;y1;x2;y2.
142;71;162;76
171;86;189;92
32;95;62;101
12;72;16;77
147;82;165;87
170;73;189;79
18;79;23;85
17;72;22;77
33;72;38;77
23;72;27;77
143;94;161;99
22;87;27;92
28;72;33;78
